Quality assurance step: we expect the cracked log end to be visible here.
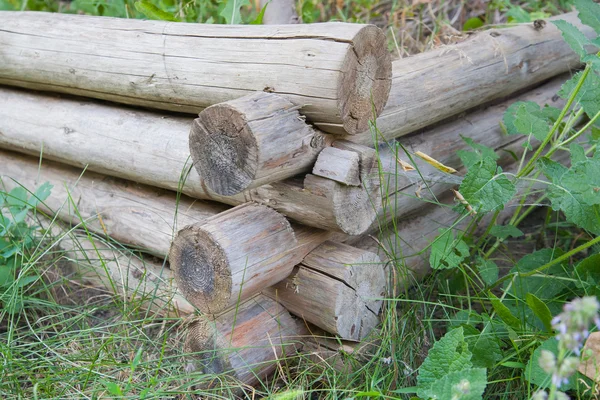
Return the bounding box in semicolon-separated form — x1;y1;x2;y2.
191;92;325;196
338;25;392;135
169;203;298;314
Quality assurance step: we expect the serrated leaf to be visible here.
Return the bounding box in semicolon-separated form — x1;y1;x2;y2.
462;325;503;369
460;158;516;213
552;19;593;60
503;101;542;135
477;259;499;286
514;104;551;141
220;0;250;24
526;293;553;332
134;0;178;21
250;1;268;24
458;136;498;169
570;142;588;164
419;368;487;400
575;0;600;34
489;224;524;240
489;293;521;330
559;70;600;119
417;327;473;394
429;228;470;270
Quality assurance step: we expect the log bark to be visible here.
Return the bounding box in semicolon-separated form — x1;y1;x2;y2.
0;87;378;234
168;203;300;314
341;12;594;144
190;92;332;195
0;149;227;257
259;0;299;24
184;294;307;386
0;12;392;135
264;241;386;341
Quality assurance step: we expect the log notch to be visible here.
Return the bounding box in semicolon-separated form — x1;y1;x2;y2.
169;203;302;314
184;294;307;386
190;92;332;195
259;0;299;24
264;241;386;341
343;12;595;144
0;12;392;135
0;87;378;234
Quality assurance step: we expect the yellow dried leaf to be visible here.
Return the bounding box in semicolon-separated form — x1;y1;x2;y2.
395;156;416;171
415;151;458;174
579;332;600;381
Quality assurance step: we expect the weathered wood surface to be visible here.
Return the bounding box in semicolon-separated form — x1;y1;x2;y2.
53;227;195;316
169;203;300;314
302;331;380;373
342;12;593;144
0;12;392;135
312;147;361;186
367;75;566;231
0;88;378;234
184;294;307;386
265;241;386;341
190;92;331;195
259;0;299;24
0;149;227;257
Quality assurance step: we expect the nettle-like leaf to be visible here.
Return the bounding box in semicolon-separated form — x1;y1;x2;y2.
558;70;600;119
514;104;551;141
552;19;593;60
220;0;250;24
489;224;523;240
502;102;560;137
575;0;600;35
419;368;487;400
540;150;600;234
458;136;498;169
462;325;503;369
460;158;516;213
417;327;473;398
477;258;499;286
429;228;470;270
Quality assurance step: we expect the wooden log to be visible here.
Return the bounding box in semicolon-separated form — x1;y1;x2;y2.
168;203;301;314
312;147;361;186
0;12;392;135
0;149;227;257
184;294;307;386
190;92;332;195
264;241;386;341
0;87;378;234
341;12;594;144
259;0;299;24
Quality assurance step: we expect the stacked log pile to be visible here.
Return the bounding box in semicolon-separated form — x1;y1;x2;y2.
0;10;590;384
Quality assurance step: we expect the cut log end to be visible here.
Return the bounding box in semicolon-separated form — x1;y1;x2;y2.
190;107;258;196
169;225;232;314
338;25;392;135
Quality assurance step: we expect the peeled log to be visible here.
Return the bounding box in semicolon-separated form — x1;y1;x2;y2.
259;0;299;24
184;294;307;386
190;92;332;195
344;12;594;144
0;87;377;234
0;12;392;135
169;203;300;314
265;241;386;341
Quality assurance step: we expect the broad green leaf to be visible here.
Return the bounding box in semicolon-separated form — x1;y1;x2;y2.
30;182;53;207
489;293;521;330
417;327;473;394
419;368;487;400
506;6;532;23
559;71;600;119
552;19;593;60
104;381;124;396
489;224;524;240
575;0;600;34
503;101;542;135
575;253;600;283
460;158;516;213
463;17;484;31
457;136;498;169
0;265;14;287
570;142;587;164
508;249;570;301
250;2;268;24
429;228;470;270
514;104;551;141
7;187;28;208
449;310;482;328
15;275;38;289
134;0;178;21
462;325;503;369
477;259;499;286
220;0;250;24
526;293;553;332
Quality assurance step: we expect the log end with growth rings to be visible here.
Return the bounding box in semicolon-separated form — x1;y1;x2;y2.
338;25;392;135
189;106;259;196
169;225;232;314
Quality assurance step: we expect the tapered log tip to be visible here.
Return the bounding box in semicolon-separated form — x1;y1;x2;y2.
190;108;259;196
169;225;232;314
338;25;392;135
